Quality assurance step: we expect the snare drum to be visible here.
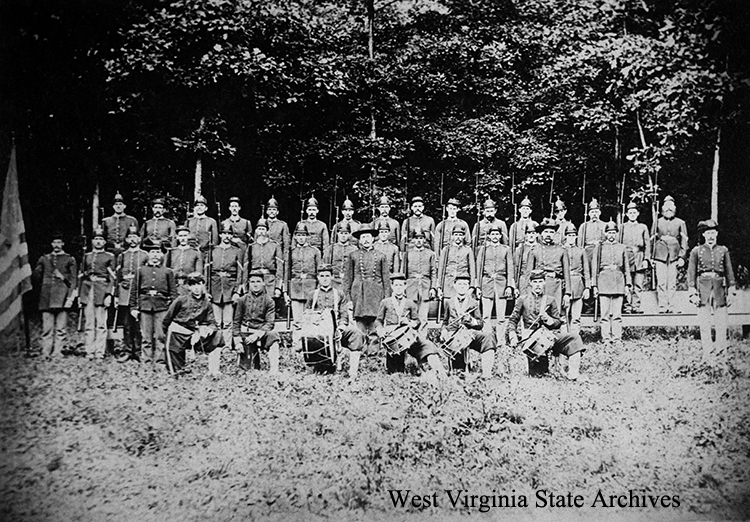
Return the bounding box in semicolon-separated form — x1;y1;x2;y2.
383;325;418;355
441;326;474;359
298;310;338;372
521;327;556;360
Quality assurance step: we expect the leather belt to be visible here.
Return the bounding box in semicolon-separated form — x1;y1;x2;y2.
89;276;107;282
601;264;621;271
699;271;722;278
146;290;160;296
123;274;135;280
216;271;232;277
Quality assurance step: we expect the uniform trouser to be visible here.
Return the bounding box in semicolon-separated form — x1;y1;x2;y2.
120;305;141;357
168;326;223;371
567;298;583;335
482;295;507;323
655;260;678;310
600;295;624;341
697;304;729;354
417;301;430;328
544;276;563;311
41;310;68;357
213;303;234;348
140;310;167;364
627;271;646;310
356;317;379;354
339;325;365;352
291;300;306;323
84;295;108;357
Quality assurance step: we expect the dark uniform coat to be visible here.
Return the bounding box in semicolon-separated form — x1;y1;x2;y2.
374;240;400;273
248;239;283;292
302;218;329;256
530;243;572;297
210;244;242;304
476;243;514;299
289;244;320;300
565;245;590;299
102;214;138;252
370;216;400;245
438;244;477;299
653;217;688;263
233;290;275;335
621;221;651;272
513;242;538;295
128;264;178;312
187;215;218;252
472;218;509;250
400;215;436;251
267;218;291;261
593;241;632;295
167;246;203;281
577;219;606;265
141;217;176;248
509;217;534;253
330;219;361;246
403;247;437;303
115;248;148;302
164;292;218;331
35;252;77;310
324;242;357;291
345;247;391;318
435;218;471;250
222;216;253;246
688;243;735;307
79;250;116;306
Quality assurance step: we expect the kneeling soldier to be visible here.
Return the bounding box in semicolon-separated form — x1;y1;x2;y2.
688;219;737;361
508;269;586;380
233;270;281;374
376;272;446;379
163;272;224;375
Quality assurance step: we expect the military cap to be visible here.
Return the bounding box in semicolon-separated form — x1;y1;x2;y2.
446;197;460;207
378;221;391;232
390;272;407;281
454;274;472;282
267;196;279;209
338;221;351;233
554;197;566;211
126;225;140;236
697;219;718;233
247;270;265;280
152;198;165;207
411;227;425;238
176;225;190;234
113;192;125;203
411;196;424;204
93;226;105;239
520;195;532;208
565;223;578;236
588;198;600;211
294;222;309;235
483;198;496;210
352;227;376;239
185;272;205;285
142;238;161;251
605;220;618;232
229;196;241;204
256;218;268;230
488;222;503;233
663;195;675;205
525;220;539;234
194;195;208;206
536;217;558;232
451;223;467;234
317;264;334;275
51;231;64;241
529;269;546;281
306;196;319;208
379;195;391;206
626;201;639;210
342;198;354;210
220;222;233;234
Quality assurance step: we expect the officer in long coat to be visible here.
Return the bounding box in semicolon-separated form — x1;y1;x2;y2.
403;228;437;329
620;201;651;313
687;219;737;360
209;223;243;347
78;226;116;360
472;198;509;252
114;225;148;361
652;195;688;313
345;226;392;351
475;222;515;336
592;221;632;343
289;222;321;321
102;192;138;256
34;232;77;358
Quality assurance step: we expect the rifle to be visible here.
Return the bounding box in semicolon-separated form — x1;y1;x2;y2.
649;184;659;291
113;255;122;333
77;228;87;332
436;172;447;321
510;172;518;253
548;172;555;219
472;172;481;254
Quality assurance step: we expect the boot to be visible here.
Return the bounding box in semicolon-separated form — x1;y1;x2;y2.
348;351;361;381
481;350;495;379
208;348;222;376
269;343;280;375
567;352;584;381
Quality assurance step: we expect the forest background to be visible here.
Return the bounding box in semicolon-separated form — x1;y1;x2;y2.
2;0;749;280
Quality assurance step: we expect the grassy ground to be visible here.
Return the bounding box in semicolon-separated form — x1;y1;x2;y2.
1;322;749;522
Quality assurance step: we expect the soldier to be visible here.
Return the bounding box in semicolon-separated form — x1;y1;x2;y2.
34;232;77;359
370;194;400;246
400;196;436;252
403;228;437;329
513;220;539;296
373;222;400;273
210;223;243;347
508;269;586;381
437;224;477;306
78;226;116;360
266;196;291;265
141;197;176;250
304;265;364;378
652;195;688;313
562;223;591;334
248;218;283;297
530;218;572;313
102;192;138;256
472;198;509;252
592;220;632;343
508;195;534;254
435;197;471;251
129;240;178;366
440;275;496;378
330;197;361;246
324;221;357;292
552;197;571;246
113;226;148;362
687;219;737;360
577;197;606;268
345;226;392;350
233;270;281;375
222;196;254;260
377;272;446;379
164;272;224;375
620;201;651;313
187;195;219;254
289;222;321;320
302;195;329;255
167;225;203;293
475;222;515;337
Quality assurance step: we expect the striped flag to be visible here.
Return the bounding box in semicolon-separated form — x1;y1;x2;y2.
0;145;32;339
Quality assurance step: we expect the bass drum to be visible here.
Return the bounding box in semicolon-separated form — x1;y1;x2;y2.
298;310;337;373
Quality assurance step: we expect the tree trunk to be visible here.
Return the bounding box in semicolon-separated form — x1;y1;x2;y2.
194;117;206;200
711;126;720;221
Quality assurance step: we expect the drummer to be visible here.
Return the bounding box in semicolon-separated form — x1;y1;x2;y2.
304;264;365;378
507;269;586;381
440;274;496;379
376;272;446;380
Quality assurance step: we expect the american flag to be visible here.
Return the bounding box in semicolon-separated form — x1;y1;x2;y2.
0;145;32;340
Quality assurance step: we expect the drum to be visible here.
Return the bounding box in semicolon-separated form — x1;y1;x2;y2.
441;326;474;359
521;327;556;360
298;310;337;372
383;325;418;355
